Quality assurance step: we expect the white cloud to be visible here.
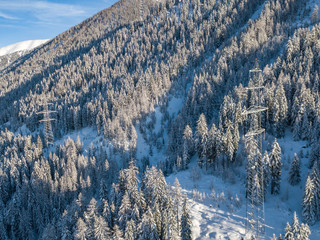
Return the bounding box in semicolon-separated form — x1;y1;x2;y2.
0;0;88;22
0;11;18;20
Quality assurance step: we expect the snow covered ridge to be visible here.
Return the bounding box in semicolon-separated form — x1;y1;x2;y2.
0;39;50;57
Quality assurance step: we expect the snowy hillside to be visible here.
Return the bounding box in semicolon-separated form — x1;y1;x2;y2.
0;39;49;57
1;0;320;239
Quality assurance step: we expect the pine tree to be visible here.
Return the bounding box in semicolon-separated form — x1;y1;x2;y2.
94;215;110;240
195;113;208;168
273;81;288;138
224;121;235;165
173;178;182;236
262;151;270;197
245;137;260;199
138;207;158;240
118;191;132;231
291;212;300;239
269;138;282;195
302;176;316;225
181;194;192;240
299;223;311;240
310;161;320;220
182;125;194;168
288;153;301;186
74;218;87;240
206;123;221;170
284;222;293;240
112;224;124;240
124;219;136;240
311;4;319;24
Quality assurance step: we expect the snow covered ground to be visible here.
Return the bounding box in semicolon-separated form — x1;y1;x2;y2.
166;131;320;239
0;39;49;57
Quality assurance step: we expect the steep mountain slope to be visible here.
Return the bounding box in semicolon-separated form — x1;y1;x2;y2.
0;0;320;239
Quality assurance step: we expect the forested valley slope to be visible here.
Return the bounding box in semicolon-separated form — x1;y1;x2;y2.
0;0;320;239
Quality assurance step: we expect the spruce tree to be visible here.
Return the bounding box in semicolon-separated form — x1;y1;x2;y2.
262;151;270;197
181;194;192;240
288;153;301;186
299;223;311;240
195;113;208;168
302;176;316;225
284;222;293;240
310;161;320;220
269;138;282;195
94;215;110;240
182;125;194;169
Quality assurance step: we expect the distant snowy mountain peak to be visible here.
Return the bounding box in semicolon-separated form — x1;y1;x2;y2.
0;39;49;57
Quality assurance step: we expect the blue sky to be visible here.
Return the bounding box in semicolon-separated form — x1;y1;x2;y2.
0;0;117;48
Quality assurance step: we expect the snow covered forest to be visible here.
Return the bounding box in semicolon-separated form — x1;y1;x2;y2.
1;0;320;238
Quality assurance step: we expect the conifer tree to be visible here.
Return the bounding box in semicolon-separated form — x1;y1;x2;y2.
302;176;316;225
181;194;192;240
291;212;300;239
112;224;124;240
94;215;110;240
206;123;221;170
273;81;288;137
284;222;293;240
299;223;311;240
269;138;282;195
288;153;301;186
262;151;270;197
310;161;320;220
182;125;194;169
173;178;182;235
245;136;260;199
195;113;208;167
74;218;87;240
138;207;158;240
124;219;136;240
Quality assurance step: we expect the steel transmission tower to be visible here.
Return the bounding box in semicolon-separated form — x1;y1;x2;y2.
242;59;267;239
37;102;56;147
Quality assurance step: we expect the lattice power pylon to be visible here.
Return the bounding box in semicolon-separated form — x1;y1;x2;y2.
242;60;267;239
37;102;56;147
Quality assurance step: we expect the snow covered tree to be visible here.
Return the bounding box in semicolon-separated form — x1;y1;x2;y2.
173;178;182;235
74;218;88;240
124;219;136;240
181;194;192;240
206;123;222;170
94;215;110;240
138;207;158;240
273;81;288;138
302;176;316;225
223;121;235;165
291;212;300;239
285;212;311;240
112;224;124;240
269;138;282;195
299;223;311;240
288;153;301;186
311;5;319;24
310;162;320;220
245;136;261;199
284;222;293;240
118;191;132;231
195;113;208;167
182;125;194;168
262;151;270;197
